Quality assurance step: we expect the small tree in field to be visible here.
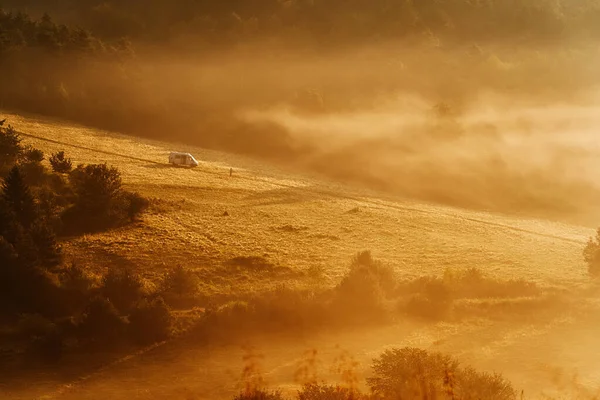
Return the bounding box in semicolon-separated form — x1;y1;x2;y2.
49;151;72;174
64;162;148;231
123;191;149;222
160;265;199;297
128;297;171;344
22;148;44;163
79;297;125;342
101;267;143;312
20;147;46;185
70;163;122;215
584;228;600;278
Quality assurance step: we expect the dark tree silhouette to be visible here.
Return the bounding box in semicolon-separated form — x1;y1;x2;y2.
123;191;149;222
0;124;22;172
128;297;171;344
70;163;122;215
0;196;17;238
60;161;147;232
30;221;62;269
0;236;17;269
101;267;143;312
49;151;73;173
2;166;38;228
22;148;44;163
20;147;47;186
79;296;125;342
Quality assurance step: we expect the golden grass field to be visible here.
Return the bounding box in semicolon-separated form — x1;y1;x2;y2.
3;111;600;400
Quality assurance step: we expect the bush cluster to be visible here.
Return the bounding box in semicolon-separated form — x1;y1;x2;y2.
368;348;515;400
189;249;552;349
1;120;149;235
1;119;155;361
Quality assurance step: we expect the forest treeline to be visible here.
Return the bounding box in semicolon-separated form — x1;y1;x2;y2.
0;7;306;157
2;0;600;48
1;1;600;161
0;9;138;131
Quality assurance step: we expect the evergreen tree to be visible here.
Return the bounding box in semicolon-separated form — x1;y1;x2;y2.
0;236;17;273
0;236;18;311
0;123;22;172
13;228;40;270
2;166;37;228
30;221;62;269
0;196;16;239
49;151;73;173
20;147;47;186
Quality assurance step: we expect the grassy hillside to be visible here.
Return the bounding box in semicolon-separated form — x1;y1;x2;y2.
7;111;591;293
3;112;600;399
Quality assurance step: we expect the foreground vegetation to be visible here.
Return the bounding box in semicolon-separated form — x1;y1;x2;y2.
230;346;516;400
